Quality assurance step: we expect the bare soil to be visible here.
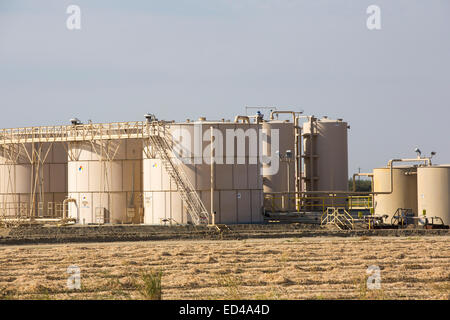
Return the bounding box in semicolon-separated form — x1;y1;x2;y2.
0;236;448;300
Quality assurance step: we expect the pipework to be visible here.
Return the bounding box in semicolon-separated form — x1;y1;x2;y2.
352;173;374;192
63;198;77;220
234;116;251;124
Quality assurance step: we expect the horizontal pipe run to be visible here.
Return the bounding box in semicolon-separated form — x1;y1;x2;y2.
352;173;374;192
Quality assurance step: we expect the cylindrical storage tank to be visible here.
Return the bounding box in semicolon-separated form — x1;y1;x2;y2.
373;166;418;222
261;120;296;212
417;165;450;226
0;142;68;218
143;120;263;225
67;139;143;224
302;117;349;192
0;144;32;217
38;142;68;217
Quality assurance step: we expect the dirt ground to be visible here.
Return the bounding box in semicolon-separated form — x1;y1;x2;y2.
0;236;448;300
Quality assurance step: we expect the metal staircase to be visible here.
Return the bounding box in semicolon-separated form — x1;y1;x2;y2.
147;124;210;225
321;207;354;230
0;120;213;224
391;208;414;227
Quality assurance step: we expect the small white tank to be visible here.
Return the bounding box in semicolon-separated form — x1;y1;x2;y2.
373;166;418;222
417;165;450;226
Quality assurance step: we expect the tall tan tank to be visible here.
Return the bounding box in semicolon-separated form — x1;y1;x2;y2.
0;143;68;218
0;144;32;214
143;120;263;224
262;120;296;211
302;117;348;192
417;165;450;225
67;139;142;224
373;166;418;222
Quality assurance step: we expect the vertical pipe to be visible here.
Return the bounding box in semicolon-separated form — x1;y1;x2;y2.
31;142;36;219
287;161;290;194
210;126;215;225
295;116;302;211
309;117;315;191
257;125;261;218
287;161;291;211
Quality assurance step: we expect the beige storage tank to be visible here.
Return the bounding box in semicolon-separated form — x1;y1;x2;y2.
373;166;418;222
143;120;263;225
302;117;348;192
67;139;143;224
0;142;68;218
262;120;296;211
417;165;450;225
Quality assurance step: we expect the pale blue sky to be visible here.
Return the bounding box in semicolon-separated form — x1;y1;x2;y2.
0;0;449;175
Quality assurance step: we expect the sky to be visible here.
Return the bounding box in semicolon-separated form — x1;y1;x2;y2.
0;0;449;175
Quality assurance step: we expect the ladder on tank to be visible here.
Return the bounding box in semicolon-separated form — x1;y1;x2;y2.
147;124;210;225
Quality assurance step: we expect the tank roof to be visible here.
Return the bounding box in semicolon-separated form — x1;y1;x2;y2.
418;165;450;169
374;165;419;170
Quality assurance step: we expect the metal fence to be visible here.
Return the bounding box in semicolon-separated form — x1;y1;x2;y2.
263;193;373;213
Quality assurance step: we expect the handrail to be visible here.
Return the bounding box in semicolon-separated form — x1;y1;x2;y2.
0;121;153;145
264;193;373;213
147;122;210;225
320;207;354;230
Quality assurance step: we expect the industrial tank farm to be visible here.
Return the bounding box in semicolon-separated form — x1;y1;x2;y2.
361;157;450;229
0;110;449;229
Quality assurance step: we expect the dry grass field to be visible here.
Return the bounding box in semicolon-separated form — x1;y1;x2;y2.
0;236;449;300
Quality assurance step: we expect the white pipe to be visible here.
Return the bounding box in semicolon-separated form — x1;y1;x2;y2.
234;116;250;124
383;157;432;195
269;110;303;121
352;173;374;192
210;126;215;225
63;198;77;221
267;111;304;204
